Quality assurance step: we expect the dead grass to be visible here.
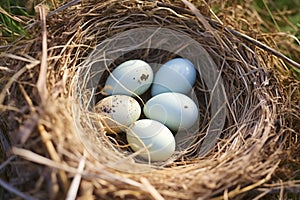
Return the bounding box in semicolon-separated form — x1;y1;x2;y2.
0;0;299;199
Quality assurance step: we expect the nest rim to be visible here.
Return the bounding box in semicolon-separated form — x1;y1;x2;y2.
1;0;297;199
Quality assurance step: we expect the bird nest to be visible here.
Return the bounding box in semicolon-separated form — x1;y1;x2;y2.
0;0;299;199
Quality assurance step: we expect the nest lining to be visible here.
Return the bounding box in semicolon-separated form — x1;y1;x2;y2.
0;0;298;199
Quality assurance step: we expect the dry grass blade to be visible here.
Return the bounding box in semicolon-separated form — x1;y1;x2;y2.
48;0;82;17
181;0;211;31
0;7;27;24
11;147;80;173
38;124;69;191
66;156;86;200
211;161;279;200
140;177;165;200
36;6;49;103
0;54;39;105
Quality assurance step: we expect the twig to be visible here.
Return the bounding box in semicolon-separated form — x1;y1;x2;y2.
164;1;300;70
181;0;211;31
11;147;83;175
0;156;15;171
140;177;165;200
36;6;49;103
0;178;37;200
204;3;300;70
66;156;86;200
227;28;300;70
11;147;144;189
48;0;81;17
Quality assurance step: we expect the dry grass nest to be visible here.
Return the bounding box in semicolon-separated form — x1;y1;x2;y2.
0;0;300;199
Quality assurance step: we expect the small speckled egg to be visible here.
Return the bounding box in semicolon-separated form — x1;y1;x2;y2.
94;95;141;133
151;58;196;96
143;92;198;131
104;60;153;96
126;119;175;162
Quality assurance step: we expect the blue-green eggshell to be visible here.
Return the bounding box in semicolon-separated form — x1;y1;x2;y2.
126;119;175;162
151;58;196;96
143;92;198;131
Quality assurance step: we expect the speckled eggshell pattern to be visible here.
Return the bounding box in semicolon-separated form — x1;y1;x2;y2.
104;59;153;96
95;95;141;133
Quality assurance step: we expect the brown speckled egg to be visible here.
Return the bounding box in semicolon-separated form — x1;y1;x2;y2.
95;95;141;133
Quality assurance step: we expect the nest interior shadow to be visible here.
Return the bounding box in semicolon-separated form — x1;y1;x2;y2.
93;48;209;157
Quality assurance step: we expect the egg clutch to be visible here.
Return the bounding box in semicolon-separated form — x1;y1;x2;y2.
94;58;198;162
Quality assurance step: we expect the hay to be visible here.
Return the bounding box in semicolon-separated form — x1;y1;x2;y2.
0;0;299;199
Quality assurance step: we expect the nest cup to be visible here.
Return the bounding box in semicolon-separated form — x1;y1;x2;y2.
73;27;226;170
70;0;278;175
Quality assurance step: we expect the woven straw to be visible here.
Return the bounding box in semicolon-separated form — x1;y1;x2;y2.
0;1;299;199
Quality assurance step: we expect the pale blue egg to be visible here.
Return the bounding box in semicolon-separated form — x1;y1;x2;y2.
126;119;175;162
151;58;196;96
143;92;198;131
104;60;153;96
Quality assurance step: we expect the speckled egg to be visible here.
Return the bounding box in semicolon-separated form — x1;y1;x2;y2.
104;59;153;96
143;92;198;131
126;119;175;162
151;58;196;96
94;95;141;133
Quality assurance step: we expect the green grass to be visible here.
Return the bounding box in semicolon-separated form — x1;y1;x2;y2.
0;0;63;43
1;0;299;43
0;0;35;42
253;0;300;37
0;10;26;38
253;0;300;78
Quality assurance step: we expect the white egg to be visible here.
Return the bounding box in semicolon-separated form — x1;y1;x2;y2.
126;119;175;162
104;59;153;96
151;58;196;96
94;95;141;133
143;92;198;131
